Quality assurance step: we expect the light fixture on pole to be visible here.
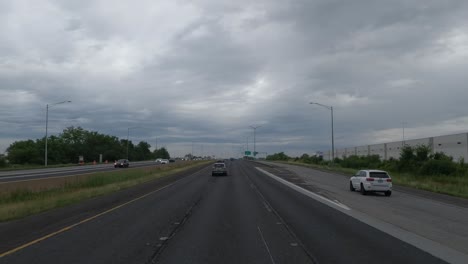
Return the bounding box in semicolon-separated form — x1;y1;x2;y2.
249;125;262;158
310;102;334;161
45;100;71;166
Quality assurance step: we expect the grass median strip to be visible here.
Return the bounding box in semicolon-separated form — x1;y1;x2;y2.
275;161;468;199
0;161;210;222
0;163;78;172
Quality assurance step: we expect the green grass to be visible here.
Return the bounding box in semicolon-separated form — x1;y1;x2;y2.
0;161;210;222
275;160;468;199
0;163;78;171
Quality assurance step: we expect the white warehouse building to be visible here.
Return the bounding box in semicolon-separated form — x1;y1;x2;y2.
322;132;468;162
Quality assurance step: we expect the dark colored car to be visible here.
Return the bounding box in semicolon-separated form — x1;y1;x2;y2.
114;159;129;168
212;163;227;176
169;159;175;163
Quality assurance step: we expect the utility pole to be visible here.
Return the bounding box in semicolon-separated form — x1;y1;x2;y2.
402;121;407;146
310;102;335;161
250;125;262;158
126;126;140;160
45;100;71;166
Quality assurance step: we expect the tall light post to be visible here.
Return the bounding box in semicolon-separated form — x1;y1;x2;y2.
45;100;71;166
192;141;194;159
126;126;140;160
402;121;407;146
250;125;262;158
310;102;334;161
128;126;152;160
246;136;250;154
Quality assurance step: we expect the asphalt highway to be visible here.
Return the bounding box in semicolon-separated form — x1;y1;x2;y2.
0;161;160;183
0;160;459;263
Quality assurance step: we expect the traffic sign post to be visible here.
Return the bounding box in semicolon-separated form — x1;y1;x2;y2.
244;151;251;156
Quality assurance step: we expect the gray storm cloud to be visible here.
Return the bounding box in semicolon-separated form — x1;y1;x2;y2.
1;0;468;157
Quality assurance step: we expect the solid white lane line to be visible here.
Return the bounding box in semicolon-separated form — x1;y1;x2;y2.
257;166;468;264
256;167;350;211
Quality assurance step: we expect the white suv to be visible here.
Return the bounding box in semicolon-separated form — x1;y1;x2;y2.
350;170;392;196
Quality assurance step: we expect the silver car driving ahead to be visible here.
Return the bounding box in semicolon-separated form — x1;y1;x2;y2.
350;169;392;196
212;162;227;176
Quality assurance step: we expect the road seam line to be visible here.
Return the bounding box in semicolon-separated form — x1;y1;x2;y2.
257;226;276;264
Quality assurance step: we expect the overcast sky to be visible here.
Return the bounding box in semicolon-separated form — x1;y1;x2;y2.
1;0;468;158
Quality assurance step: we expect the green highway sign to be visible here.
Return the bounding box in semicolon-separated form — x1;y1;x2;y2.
244;151;251;155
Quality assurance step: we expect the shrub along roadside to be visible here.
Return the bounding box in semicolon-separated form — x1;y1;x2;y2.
267;146;468;199
0;161;210;222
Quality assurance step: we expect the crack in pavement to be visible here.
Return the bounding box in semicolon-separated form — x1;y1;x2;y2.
147;194;204;264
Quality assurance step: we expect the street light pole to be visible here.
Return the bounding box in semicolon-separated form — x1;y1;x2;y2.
331;106;334;161
126;126;140;160
45;104;49;166
402;121;407;146
310;102;335;161
126;128;130;159
45;100;71;166
250;125;262;158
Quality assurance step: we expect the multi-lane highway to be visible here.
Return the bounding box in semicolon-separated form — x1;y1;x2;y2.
1;160;467;263
0;161;160;183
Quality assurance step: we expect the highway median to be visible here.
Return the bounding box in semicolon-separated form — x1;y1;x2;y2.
0;161;210;222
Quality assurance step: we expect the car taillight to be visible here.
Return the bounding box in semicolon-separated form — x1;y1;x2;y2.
366;178;374;181
386;179;392;182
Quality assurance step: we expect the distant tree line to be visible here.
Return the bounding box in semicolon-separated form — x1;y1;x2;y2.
266;145;468;177
5;126;170;165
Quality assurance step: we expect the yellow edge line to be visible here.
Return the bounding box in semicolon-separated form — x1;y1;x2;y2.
0;172;190;258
